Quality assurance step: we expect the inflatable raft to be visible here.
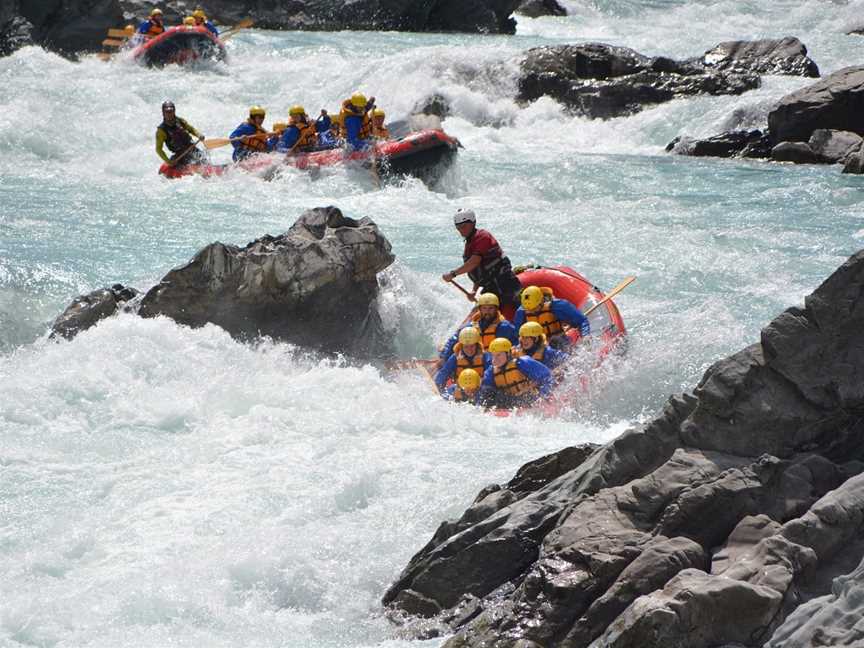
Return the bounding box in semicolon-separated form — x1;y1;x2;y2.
159;129;460;186
133;26;226;67
424;265;628;416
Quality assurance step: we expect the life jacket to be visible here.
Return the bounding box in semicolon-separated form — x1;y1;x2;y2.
338;101;371;141
515;340;547;363
526;300;564;337
470;312;506;349
373;124;390;140
452;386;476;402
294;121;319;151
146;20;164;36
242;120;270;152
158;119;193;153
463;231;504;285
454;346;485;381
493;358;537;398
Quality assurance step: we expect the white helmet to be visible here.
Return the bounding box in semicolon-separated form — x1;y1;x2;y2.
453;208;476;225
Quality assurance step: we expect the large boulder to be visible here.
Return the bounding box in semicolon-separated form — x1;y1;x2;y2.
515;0;566;18
384;250;864;646
517;43;761;119
50;284;139;340
768;66;864;142
696;37;819;78
666;129;773;159
138;207;394;358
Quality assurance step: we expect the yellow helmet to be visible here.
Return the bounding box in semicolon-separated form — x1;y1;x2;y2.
372;108;385;118
458;327;481;347
150;8;163;16
183;16;195;25
350;92;367;108
272;122;287;132
289;104;306;117
457;368;481;392
519;321;544;339
477;293;499;308
192;8;206;18
249;105;266;117
521;286;544;311
488;338;513;353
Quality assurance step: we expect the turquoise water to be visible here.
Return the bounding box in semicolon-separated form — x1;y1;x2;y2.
2;1;864;646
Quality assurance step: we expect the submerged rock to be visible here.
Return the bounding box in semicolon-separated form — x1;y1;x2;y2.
50;284;139;340
384;250;864;647
139;206;394;358
515;0;566;18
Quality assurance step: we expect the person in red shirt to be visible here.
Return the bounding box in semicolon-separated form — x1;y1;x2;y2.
441;208;523;308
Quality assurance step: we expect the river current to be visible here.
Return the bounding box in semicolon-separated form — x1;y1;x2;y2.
2;1;863;646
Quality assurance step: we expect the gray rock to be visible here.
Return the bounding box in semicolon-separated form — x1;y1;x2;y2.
515;0;566;18
698;37;819;78
50;284;139;340
138;206;394;358
666;129;772;159
843;148;864;174
807;129;863;163
768;65;864;142
771;141;821;163
517;43;761;119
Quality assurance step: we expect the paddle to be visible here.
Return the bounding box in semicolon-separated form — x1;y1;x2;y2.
449;279;476;302
168;136;204;167
219;18;253;40
107;28;135;39
102;37;124;47
204;132;276;150
583;276;636;316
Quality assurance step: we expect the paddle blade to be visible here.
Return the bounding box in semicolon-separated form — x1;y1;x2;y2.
204;138;233;150
107;28;132;38
102;38;124;47
234;18;254;29
584;275;636;316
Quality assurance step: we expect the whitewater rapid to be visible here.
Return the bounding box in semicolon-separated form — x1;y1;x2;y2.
2;1;864;645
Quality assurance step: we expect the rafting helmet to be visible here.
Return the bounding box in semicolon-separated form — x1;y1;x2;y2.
150;8;163;17
272;122;287;132
519;321;544;339
192;8;206;19
372;108;385;118
161;100;175;112
520;286;544;312
350;92;367;108
458;327;481;347
183;16;195;25
249;105;266;117
488;338;512;354
453;208;476;226
476;293;499;308
289;104;306;117
457;368;481;392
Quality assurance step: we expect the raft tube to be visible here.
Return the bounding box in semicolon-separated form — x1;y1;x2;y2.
132;26;226;67
159;129;460;185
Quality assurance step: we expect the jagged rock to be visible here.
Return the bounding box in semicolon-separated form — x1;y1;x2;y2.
768;66;864;142
50;284;139;340
666;129;772;158
842;148;864;174
515;0;566;18
772;141;820;164
807;129;863;163
138;207;394;358
1;0;521;57
412;94;452;119
385;250;864;646
0;15;35;57
697;37;819;78
517;43;760;119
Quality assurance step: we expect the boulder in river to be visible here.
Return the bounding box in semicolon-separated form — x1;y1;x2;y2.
696;37;819;78
515;0;567;18
139;206;395;358
384;249;864;647
50;284;139;340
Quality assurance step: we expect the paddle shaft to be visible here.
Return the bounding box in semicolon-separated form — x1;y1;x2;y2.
205;131;275;150
449;279;475;301
170;136;204;166
583;275;636;316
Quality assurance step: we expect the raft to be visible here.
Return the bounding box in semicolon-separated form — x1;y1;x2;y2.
426;265;628;415
158;129;460;186
132;26;226;67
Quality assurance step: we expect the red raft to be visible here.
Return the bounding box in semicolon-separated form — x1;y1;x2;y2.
132;25;226;67
159;129;460;186
426;265;628;416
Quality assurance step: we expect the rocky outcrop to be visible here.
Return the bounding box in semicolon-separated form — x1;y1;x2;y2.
384;249;864;647
50;284;139;340
0;0;521;57
49;207;395;359
665;129;773;158
138;207;394;357
768;66;864;143
697;37;819;78
515;0;566;18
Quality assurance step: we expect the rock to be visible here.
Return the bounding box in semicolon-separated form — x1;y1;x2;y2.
385;250;864;646
1;0;522;57
842;148;864;174
771;141;821;164
666;129;772;158
517;43;760;119
138;207;394;358
0;15;35;57
50;284;139;340
698;37;819;78
768;66;864;142
807;129;863;163
515;0;566;18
